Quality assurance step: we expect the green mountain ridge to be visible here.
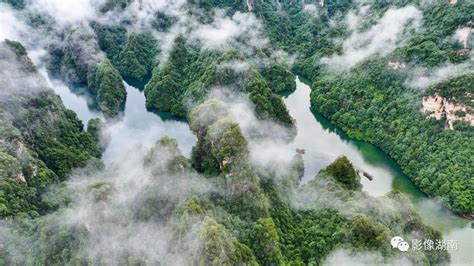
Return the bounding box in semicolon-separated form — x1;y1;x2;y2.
0;0;472;264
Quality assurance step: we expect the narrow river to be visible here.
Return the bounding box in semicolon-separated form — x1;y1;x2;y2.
100;83;196;163
46;72;472;265
285;77;472;265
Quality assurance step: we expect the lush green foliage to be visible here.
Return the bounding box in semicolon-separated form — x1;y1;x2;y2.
144;36;188;114
4;39;36;72
427;72;474;109
1;1;469;264
0;90;450;265
189;100;249;175
253;0;474;215
0;110;56;217
1;0;25;9
99;0;131;13
324;156;362;190
116;33;157;81
87;59;127;117
246;70;295;125
94;25;158;81
310;59;473;214
195;217;258;265
144;36;295;126
394;1;473;67
0;42;102;218
11;92;102;178
47;28;127;117
260;62;296;93
184;100;447;264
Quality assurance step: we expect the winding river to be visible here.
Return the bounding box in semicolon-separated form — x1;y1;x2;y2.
47;73;472;265
286;77;472;265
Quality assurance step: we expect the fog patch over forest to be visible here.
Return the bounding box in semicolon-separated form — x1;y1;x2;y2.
324;249;414;266
28;0;102;25
322;5;422;70
0;4;32;42
0;124;216;264
405;55;474;89
206;87;297;174
0;0;470;264
0;1;294;262
0;43;51;104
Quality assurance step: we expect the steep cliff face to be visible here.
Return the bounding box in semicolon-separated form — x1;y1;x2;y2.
47;27;126;118
422;94;474;130
0;1;470;264
423;72;474;130
387;60;406;70
87;59;126;117
0;40;102;217
455;27;471;49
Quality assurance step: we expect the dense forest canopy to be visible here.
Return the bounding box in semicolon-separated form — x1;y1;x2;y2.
259;0;474;215
0;0;472;265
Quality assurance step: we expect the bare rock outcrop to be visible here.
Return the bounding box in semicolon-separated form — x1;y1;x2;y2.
422;94;474;129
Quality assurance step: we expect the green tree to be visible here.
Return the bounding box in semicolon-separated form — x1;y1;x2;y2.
324;156;361;190
87;59;127;117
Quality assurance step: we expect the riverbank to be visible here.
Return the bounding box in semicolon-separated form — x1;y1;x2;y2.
46;69;472;265
286;77;472;265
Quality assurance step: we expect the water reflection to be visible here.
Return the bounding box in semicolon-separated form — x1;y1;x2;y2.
40;69;472;265
101;83;196;164
284;77;472;265
40;68;103;123
285;77;396;195
40;67;196;162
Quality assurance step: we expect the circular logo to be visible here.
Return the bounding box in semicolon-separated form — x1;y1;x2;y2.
397;241;410;252
391;236;404;249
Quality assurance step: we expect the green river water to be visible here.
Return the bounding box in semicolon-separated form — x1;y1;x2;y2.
285;77;472;265
48;72;472;265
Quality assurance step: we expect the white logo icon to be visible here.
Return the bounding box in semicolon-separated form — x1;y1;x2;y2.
391;236;410;252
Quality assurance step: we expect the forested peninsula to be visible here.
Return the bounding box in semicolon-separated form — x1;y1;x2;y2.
0;0;472;265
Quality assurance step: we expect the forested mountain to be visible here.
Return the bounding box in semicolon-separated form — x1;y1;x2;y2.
47;27;127;117
0;40;102;217
248;0;473;215
144;41;296;126
0;0;472;265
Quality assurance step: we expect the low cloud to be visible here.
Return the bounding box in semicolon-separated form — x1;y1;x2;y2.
455;27;471;49
2;0;292;78
405;55;473;89
0;4;32;42
323;249;415;266
322;5;422;70
98;0;187;32
193;10;263;50
204;86;298;182
1;127;212;264
0;43;47;100
303;4;318;14
29;0;102;26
